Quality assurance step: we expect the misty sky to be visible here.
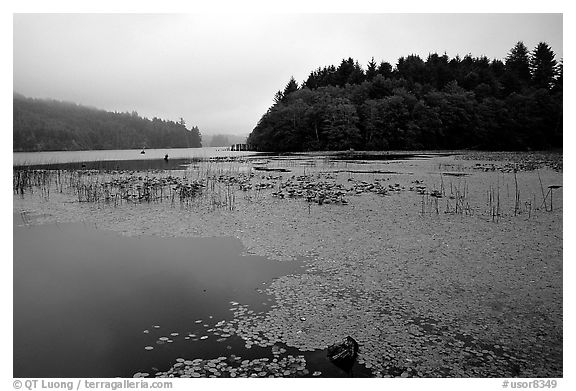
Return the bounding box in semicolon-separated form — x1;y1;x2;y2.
13;13;562;135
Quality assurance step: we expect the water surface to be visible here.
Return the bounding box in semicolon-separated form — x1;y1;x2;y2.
13;213;302;377
13;147;260;166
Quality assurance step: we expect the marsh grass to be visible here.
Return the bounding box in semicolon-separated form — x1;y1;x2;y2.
487;183;501;223
418;170;549;222
13;157;265;212
14;154;560;219
13;169;52;199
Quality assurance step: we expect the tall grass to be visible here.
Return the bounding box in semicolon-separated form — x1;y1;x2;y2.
418;170;551;222
13;159;253;212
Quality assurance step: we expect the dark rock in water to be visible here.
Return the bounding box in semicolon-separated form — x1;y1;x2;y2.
327;336;359;369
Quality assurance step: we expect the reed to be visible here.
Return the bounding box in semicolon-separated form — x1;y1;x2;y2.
513;168;521;216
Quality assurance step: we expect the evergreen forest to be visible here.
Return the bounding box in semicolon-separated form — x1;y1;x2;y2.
247;42;562;152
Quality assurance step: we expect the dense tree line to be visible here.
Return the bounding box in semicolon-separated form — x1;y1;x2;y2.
13;94;202;151
248;42;562;152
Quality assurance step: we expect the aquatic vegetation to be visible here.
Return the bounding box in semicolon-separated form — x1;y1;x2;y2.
458;151;562;172
14;151;563;378
150;351;308;378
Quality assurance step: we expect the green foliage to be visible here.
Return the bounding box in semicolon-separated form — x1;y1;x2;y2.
13;94;202;152
248;41;562;152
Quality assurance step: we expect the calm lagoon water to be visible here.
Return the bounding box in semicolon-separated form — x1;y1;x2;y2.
13;213;302;377
13;148;375;378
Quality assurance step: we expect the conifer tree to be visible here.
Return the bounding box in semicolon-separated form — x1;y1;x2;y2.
366;57;378;81
505;41;531;83
281;77;299;100
530;42;558;90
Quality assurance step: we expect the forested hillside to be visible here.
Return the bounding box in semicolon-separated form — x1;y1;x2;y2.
248;42;562;152
13;94;202;152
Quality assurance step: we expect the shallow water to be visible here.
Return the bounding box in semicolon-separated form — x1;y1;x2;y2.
15;158;196;171
13;213;303;377
14;150;561;378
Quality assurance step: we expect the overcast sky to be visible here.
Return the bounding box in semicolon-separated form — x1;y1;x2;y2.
13;13;563;135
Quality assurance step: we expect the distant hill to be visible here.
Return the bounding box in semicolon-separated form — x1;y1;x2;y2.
13;93;202;152
204;133;248;147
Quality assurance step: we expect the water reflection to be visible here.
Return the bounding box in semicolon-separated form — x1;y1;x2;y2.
13;214;302;377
